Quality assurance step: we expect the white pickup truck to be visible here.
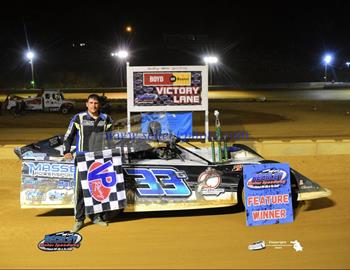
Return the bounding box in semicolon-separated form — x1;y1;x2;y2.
6;90;75;114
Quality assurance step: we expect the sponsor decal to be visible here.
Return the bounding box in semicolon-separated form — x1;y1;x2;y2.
25;190;46;201
143;72;191;86
25;162;75;179
135;93;158;105
248;240;303;252
232;164;243;172
46;189;73;201
48;136;61;147
124;167;191;197
87;161;117;202
38;231;82;251
197;168;225;196
247;169;287;189
57;180;74;189
22;178;37;189
22;151;47;160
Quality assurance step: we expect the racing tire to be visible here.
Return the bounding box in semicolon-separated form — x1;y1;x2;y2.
237;180;245;211
290;173;299;209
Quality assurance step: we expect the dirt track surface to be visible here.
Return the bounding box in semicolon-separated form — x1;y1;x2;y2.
0;100;350;268
0;155;349;269
0;101;350;144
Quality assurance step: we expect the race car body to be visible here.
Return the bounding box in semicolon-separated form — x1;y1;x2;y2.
15;132;331;212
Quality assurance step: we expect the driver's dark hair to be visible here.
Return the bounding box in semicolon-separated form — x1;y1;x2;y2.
87;94;100;102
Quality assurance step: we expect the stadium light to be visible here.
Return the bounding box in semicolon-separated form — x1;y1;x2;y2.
112;50;129;60
322;54;333;82
26;51;35;61
26;51;35;88
111;50;129;87
203;56;218;64
203;55;219;85
323;54;332;65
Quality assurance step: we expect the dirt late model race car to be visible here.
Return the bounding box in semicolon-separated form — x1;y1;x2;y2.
15;132;331;214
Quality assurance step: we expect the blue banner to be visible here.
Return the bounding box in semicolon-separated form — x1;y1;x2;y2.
141;112;192;136
243;163;294;226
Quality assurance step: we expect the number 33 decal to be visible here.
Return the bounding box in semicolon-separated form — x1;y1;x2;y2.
124;168;191;197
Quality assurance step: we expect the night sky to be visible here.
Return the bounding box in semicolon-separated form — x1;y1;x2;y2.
1;1;350;88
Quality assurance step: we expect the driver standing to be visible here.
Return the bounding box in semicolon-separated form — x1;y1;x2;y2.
63;94;113;232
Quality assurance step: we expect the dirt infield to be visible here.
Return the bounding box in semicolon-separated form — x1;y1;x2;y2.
0;154;349;269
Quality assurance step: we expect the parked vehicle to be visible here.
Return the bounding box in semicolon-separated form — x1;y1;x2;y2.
6;90;74;114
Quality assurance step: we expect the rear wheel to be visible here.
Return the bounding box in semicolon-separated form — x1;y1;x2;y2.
237;180;246;211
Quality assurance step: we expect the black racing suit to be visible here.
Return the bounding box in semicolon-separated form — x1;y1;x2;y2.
63;111;113;221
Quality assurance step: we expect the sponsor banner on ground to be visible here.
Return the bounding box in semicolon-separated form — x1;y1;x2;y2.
243;163;294;226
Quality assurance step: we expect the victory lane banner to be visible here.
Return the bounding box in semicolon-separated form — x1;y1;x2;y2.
243;163;294;226
133;71;202;106
76;148;127;214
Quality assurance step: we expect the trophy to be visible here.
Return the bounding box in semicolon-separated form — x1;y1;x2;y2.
211;110;228;162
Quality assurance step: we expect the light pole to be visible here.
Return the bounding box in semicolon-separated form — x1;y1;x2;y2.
346;62;350;68
323;54;333;82
203;55;218;85
26;51;35;88
111;50;129;87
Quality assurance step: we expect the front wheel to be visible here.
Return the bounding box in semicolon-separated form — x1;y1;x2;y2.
290;173;299;209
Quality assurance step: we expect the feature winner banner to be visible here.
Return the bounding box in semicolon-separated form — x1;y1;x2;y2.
76;148;126;214
243;163;294;226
